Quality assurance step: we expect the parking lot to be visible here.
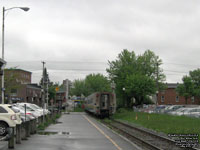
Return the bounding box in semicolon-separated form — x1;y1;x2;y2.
134;104;200;118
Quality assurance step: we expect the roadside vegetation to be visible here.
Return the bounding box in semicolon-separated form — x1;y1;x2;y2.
111;108;200;141
73;106;84;112
70;49;166;108
37;114;61;130
70;73;112;97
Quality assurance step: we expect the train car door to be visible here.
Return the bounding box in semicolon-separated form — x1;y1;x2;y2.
100;94;110;110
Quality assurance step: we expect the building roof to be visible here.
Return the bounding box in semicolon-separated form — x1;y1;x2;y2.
26;84;42;90
166;83;178;89
5;68;32;74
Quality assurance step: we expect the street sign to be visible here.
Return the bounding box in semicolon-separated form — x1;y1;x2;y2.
55;87;59;91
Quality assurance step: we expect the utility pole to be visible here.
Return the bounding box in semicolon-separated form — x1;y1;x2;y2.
1;7;29;104
156;62;159;106
41;61;45;122
1;7;5;104
46;77;49;109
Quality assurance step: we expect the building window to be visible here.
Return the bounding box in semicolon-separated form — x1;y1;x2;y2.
191;96;195;103
176;96;179;102
161;95;165;102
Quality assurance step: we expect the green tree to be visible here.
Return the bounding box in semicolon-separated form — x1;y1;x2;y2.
70;79;86;96
85;73;111;96
48;82;59;101
176;76;194;104
125;74;156;106
107;49;137;107
70;74;111;97
189;69;200;98
106;49;165;107
2;69;23;103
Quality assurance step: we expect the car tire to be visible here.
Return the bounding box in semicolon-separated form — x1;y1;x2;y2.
0;122;8;136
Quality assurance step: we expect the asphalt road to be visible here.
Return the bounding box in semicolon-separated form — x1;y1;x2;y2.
13;112;141;150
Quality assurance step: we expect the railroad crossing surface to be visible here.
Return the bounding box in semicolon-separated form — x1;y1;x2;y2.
12;112;141;150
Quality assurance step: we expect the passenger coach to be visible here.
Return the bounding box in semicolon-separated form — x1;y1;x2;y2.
85;92;116;117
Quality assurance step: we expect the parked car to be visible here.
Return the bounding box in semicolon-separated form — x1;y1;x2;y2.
14;103;42;118
183;107;200;117
170;108;194;116
20;114;31;122
154;105;166;113
12;105;36;121
164;105;184;114
29;103;50;115
0;104;22;136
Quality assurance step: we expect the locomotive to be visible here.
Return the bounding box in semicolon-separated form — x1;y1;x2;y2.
84;92;116;117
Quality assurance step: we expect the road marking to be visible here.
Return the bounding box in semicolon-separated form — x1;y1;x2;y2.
83;115;122;150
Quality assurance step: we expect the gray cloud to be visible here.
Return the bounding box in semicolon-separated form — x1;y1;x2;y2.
1;0;200;83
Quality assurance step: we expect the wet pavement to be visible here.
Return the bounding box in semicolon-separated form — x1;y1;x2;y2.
13;112;141;150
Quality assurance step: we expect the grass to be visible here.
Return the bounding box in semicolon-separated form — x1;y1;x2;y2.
73;107;84;112
112;108;200;141
37;114;61;130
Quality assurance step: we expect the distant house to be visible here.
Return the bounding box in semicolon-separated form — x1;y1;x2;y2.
55;79;71;107
157;83;200;105
25;84;42;106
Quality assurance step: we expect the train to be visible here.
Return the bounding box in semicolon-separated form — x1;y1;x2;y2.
84;92;116;117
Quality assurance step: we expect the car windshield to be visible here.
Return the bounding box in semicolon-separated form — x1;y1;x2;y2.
30;104;41;109
180;109;192;112
175;108;185;112
20;105;34;111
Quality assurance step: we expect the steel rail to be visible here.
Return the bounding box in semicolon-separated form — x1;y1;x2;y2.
104;120;163;150
103;119;198;150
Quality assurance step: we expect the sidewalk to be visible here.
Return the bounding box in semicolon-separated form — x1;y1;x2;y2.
0;141;7;150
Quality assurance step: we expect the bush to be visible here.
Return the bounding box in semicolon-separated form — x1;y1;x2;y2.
117;108;130;113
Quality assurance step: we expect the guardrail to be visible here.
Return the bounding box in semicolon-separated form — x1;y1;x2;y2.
0;110;61;149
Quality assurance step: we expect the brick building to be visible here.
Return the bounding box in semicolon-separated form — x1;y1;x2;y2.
55;79;71;107
157;83;200;105
0;68;42;105
5;68;32;84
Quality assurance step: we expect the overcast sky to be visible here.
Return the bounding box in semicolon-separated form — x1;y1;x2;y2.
1;0;200;84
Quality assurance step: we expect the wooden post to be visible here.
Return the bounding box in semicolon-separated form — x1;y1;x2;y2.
21;123;27;140
8;127;15;149
25;121;30;138
16;124;21;144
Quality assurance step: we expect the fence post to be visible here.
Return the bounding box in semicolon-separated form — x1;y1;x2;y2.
25;121;30;138
34;119;37;133
21;122;27;140
16;124;21;144
8;127;15;149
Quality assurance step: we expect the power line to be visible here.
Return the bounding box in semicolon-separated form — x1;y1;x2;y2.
163;61;200;67
163;69;188;74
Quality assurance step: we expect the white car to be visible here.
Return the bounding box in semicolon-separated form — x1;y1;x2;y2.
29;103;49;115
16;103;49;117
183;107;200;117
12;105;36;120
15;103;42;118
170;108;194;116
0;104;22;136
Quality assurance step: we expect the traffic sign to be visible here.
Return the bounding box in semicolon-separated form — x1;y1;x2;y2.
55;87;59;91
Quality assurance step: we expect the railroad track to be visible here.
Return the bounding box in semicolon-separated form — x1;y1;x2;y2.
102;119;199;150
